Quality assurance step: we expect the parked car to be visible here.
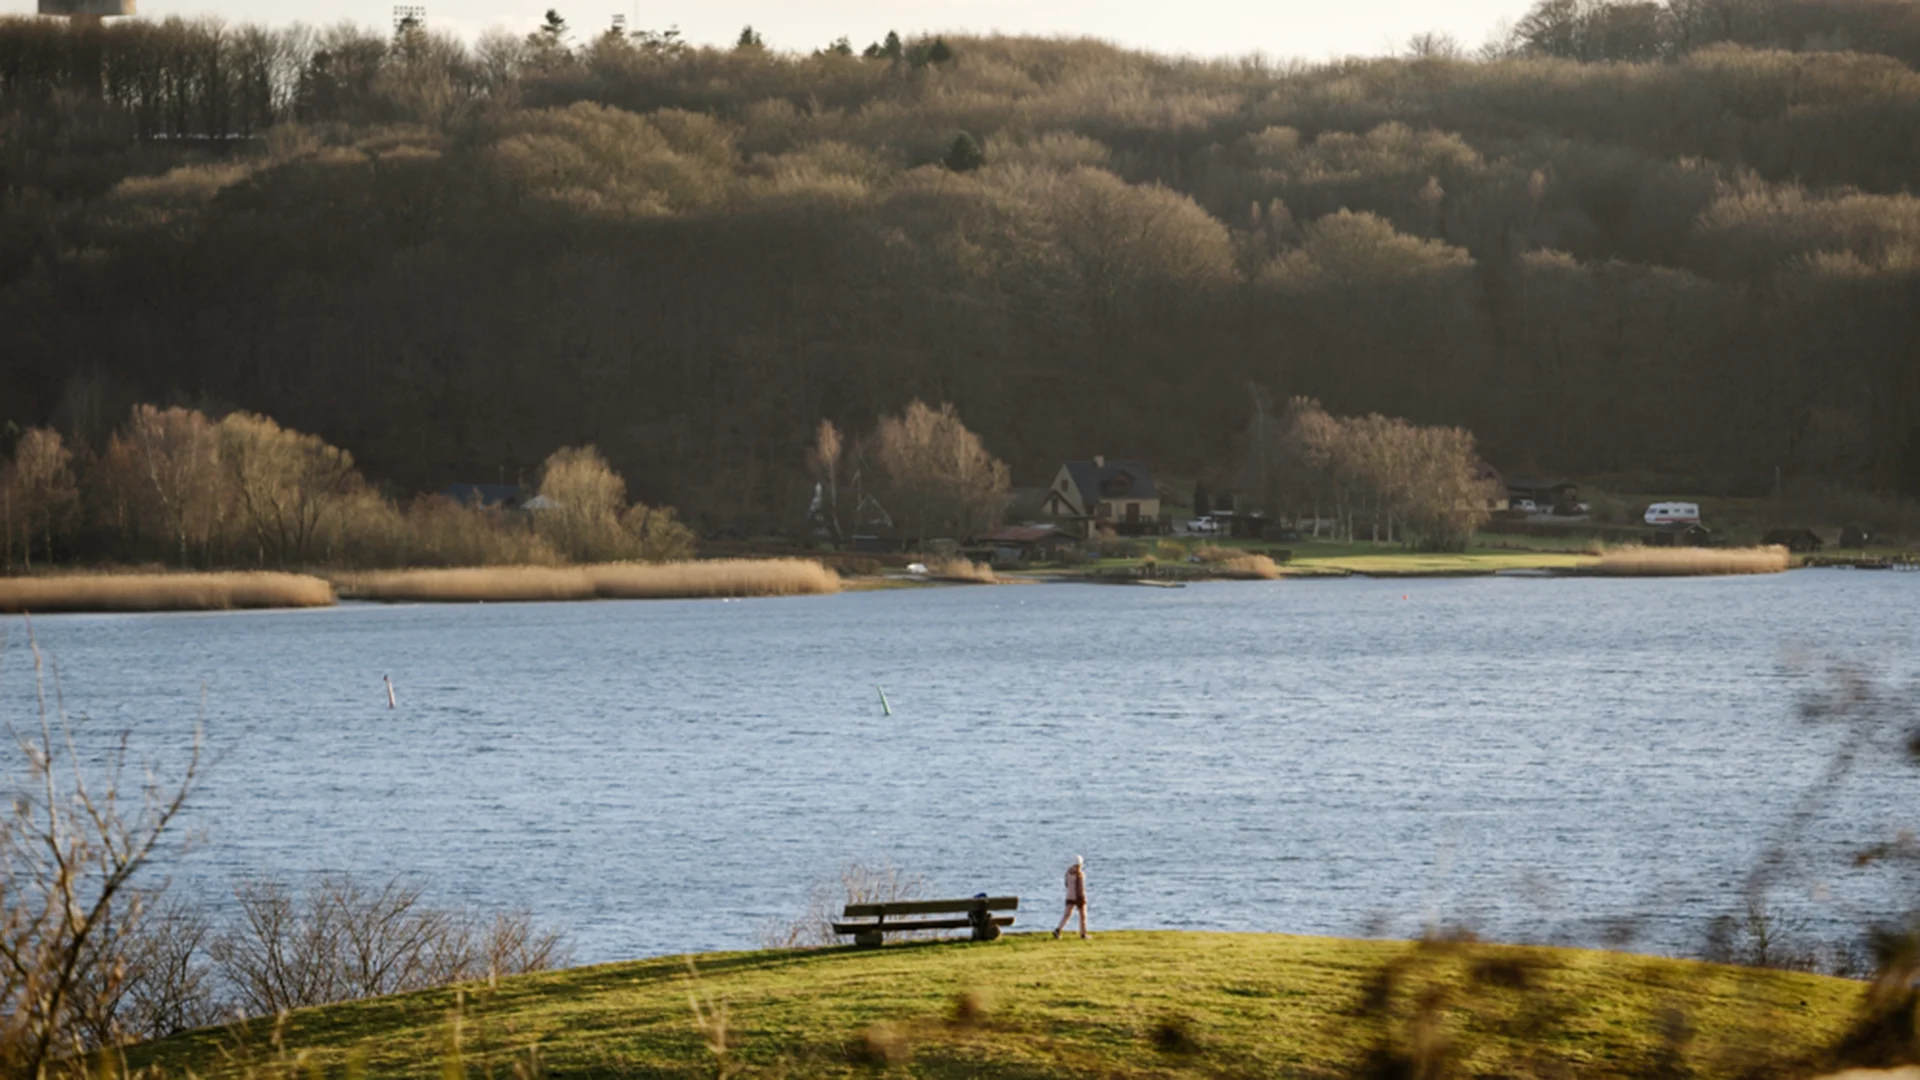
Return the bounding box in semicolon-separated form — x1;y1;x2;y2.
1643;502;1702;526
1513;498;1540;514
1186;517;1220;533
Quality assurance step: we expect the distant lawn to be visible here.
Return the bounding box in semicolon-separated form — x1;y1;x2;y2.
129;931;1863;1078
1279;541;1598;576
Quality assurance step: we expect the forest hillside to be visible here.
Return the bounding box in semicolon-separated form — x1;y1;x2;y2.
2;0;1918;531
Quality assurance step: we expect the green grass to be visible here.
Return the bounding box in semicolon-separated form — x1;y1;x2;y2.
1278;541;1598;577
128;931;1864;1078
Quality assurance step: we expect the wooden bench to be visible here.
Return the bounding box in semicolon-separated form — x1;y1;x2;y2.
833;896;1018;947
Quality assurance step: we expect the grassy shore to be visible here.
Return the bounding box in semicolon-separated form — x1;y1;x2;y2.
0;571;335;613
128;931;1862;1078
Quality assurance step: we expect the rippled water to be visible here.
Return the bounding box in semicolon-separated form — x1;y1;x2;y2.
3;571;1917;963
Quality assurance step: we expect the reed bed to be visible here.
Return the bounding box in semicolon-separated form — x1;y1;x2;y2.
1192;546;1282;580
1209;554;1282;580
0;572;336;613
926;557;998;584
332;559;841;603
1589;545;1791;576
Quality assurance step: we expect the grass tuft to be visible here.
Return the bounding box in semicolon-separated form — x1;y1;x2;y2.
926;557;998;584
1194;546;1282;579
950;988;993;1027
331;560;841;603
1591;545;1791;576
0;572;336;613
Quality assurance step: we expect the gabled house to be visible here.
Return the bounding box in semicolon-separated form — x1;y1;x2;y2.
1041;456;1162;536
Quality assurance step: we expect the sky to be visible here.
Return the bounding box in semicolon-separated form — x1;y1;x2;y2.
0;0;1530;61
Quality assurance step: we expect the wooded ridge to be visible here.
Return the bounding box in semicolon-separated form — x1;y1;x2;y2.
2;1;1918;534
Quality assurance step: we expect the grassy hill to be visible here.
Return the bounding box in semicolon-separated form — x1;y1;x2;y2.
127;931;1865;1078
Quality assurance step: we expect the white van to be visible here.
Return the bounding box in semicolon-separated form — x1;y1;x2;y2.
1643;501;1702;525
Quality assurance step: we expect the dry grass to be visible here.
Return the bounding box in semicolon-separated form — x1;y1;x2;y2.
1590;545;1791;576
0;572;336;613
331;559;841;603
1193;546;1282;580
926;557;998;584
1210;554;1282;580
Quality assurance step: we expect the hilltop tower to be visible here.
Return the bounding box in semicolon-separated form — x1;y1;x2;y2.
38;0;135;23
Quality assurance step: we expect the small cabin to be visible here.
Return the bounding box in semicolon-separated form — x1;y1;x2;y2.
1761;528;1823;554
1648;523;1712;547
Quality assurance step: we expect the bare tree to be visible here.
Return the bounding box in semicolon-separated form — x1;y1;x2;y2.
2;430;79;569
0;626;201;1077
807;420;848;544
873;401;1009;545
219;412;359;566
102;406;229;567
210;872;570;1015
761;861;929;949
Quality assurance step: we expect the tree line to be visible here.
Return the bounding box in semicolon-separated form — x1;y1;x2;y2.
1238;395;1497;550
2;6;1918;538
0;405;696;569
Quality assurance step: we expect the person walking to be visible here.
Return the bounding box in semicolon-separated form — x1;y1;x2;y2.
1054;856;1089;939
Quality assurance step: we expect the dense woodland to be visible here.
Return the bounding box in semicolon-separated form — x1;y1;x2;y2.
2;0;1919;537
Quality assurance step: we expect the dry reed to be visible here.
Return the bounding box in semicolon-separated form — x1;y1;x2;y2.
1193;546;1282;580
0;572;336;613
331;559;841;603
926;557;998;584
1590;545;1791;576
1210;554;1282;580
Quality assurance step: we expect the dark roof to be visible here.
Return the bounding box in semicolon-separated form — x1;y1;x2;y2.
1064;460;1158;502
1505;477;1576;491
977;524;1072;543
440;483;521;507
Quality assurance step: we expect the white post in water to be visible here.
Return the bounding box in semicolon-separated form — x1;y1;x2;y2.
877;685;892;716
384;675;397;710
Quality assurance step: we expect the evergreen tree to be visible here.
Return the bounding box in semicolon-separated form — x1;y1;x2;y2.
882;30;903;59
1193;482;1212;517
736;25;765;50
927;36;954;63
943;132;985;172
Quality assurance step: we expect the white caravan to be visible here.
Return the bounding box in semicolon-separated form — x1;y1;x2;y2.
1643;501;1702;525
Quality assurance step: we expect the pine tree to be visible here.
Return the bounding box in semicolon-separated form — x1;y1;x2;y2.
943;132;985;172
928;36;954;63
736;25;765;50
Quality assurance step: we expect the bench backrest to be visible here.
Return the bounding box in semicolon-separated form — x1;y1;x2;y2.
843;896;1018;918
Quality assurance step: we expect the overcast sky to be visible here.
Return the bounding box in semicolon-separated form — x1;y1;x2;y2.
1;0;1528;61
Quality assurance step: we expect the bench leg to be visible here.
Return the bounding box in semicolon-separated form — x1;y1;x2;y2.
854;930;884;948
970;923;1002;942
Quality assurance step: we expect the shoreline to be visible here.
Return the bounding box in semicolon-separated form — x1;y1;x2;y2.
0;555;1905;615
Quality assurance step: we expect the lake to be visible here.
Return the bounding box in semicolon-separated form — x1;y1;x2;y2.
3;570;1916;963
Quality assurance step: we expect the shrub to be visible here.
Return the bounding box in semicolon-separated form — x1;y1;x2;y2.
927;557;997;583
